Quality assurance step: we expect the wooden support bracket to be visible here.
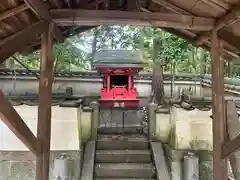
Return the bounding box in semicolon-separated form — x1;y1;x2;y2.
0;90;39;155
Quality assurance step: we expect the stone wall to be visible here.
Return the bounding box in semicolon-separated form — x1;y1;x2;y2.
0;105;92;180
155;106;213;151
154;106;214;180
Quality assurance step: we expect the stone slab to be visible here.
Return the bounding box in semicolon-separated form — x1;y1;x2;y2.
94;163;155;178
95;150;151;163
96;134;148;150
151;142;170;180
0;106;81;151
81;141;96;180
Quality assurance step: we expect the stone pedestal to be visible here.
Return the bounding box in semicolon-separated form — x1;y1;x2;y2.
148;103;158;140
163;144;212;180
90;101;99;140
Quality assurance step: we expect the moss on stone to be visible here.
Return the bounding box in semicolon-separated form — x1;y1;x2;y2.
199;161;213;180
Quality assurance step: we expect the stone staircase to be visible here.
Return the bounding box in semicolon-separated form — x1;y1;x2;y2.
94;133;156;180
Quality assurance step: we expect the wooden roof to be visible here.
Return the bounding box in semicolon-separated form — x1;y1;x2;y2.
1;0;240;64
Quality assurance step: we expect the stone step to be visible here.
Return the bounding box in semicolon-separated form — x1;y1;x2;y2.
98;126;145;134
95;163;156;178
97;134;149;150
96;150;152;163
95;178;155;180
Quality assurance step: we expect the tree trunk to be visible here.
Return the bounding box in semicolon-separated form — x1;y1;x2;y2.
199;48;206;74
91;28;98;68
151;29;164;105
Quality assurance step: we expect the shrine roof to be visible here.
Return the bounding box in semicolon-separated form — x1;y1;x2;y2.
92;49;146;68
1;0;240;64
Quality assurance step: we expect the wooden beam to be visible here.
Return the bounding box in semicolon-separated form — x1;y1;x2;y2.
223;100;240;180
195;5;240;45
23;0;64;42
210;31;228;180
36;25;54;180
0;20;48;64
0;4;28;21
147;0;239;58
152;0;191;15
140;4;196;38
0;90;38;155
222;134;240;157
51;9;215;30
222;100;240;158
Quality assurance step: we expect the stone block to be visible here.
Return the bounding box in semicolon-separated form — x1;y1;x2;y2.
168;158;183;180
168;107;213;151
0;106;81;151
9;161;36;180
0;161;11;180
78;108;91;144
163;144;212;162
155;112;171;143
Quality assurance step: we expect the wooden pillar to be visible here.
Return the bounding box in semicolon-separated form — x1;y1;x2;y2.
210;30;228;180
226;100;240;180
36;24;54;180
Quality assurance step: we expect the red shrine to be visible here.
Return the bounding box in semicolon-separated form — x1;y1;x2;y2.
93;50;145;108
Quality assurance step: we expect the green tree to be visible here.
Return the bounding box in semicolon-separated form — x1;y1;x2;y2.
5;25;214;75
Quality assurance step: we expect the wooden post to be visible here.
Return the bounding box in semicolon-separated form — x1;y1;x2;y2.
36;24;54;180
226;100;240;180
210;30;228;180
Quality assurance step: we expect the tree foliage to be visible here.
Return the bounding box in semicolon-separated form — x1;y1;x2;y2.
5;25;216;74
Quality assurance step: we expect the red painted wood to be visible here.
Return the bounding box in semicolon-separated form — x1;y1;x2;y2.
96;67;142;108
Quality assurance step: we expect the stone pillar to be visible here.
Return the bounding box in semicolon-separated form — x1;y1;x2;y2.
170;160;183;180
90;101;99;140
183;153;199;180
148;103;158;140
51;154;69;180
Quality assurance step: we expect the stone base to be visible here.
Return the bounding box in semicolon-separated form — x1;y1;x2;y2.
163;144;213;180
163;143;212;161
164;155;183;180
0;150;81;180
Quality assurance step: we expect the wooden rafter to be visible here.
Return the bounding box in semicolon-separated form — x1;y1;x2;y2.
149;0;239;57
0;20;48;64
140;6;196;39
51;9;215;30
36;25;54;180
126;0;139;11
195;4;240;45
23;0;64;42
0;4;28;21
81;0;108;8
152;0;191;15
0;90;39;155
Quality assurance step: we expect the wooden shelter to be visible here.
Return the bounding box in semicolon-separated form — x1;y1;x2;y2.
1;0;240;180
